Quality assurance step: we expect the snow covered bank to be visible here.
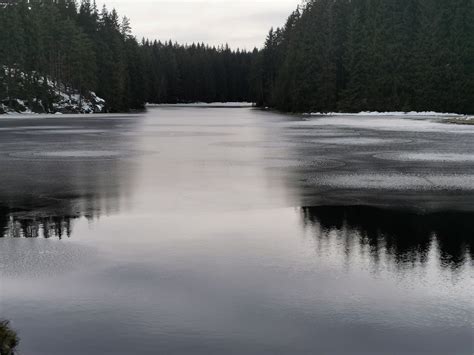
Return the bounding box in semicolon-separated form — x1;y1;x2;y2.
0;67;105;115
0;91;105;115
52;91;105;114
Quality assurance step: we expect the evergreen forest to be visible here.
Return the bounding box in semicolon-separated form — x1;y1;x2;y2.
0;0;473;114
255;0;474;114
0;0;255;113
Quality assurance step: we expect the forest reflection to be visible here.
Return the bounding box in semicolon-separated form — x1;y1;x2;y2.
0;117;139;240
0;161;130;239
0;155;133;240
1;212;72;239
0;205;104;239
301;206;473;270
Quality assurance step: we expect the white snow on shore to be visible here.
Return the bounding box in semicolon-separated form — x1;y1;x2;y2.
1;67;105;115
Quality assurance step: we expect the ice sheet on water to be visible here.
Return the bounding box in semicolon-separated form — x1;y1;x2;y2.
315;173;474;190
9;150;123;160
22;129;105;135
0;126;71;131
376;152;474;163
309;137;410;145
300;116;474;134
309;111;464;117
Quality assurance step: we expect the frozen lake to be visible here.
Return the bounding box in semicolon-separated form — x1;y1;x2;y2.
0;107;473;354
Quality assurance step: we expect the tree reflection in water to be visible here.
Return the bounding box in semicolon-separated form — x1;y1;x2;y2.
301;206;473;270
0;205;102;239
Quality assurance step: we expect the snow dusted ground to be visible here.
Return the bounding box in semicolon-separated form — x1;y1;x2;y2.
0;92;105;115
52;90;105;114
0;67;105;115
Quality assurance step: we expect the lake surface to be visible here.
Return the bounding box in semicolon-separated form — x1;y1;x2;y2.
0;107;473;355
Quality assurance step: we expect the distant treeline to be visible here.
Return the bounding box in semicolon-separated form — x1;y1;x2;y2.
254;0;474;114
0;0;255;112
1;0;473;114
141;40;255;104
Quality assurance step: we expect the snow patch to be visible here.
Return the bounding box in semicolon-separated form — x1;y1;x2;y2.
1;67;106;115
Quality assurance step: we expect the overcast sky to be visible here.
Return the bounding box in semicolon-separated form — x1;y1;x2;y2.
101;0;301;49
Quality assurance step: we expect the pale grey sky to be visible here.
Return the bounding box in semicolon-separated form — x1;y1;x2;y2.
101;0;301;49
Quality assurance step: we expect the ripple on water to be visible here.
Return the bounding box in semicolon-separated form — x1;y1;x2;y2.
8;150;125;160
21;129;105;134
316;173;474;190
375;152;474;163
0;237;99;278
265;157;345;170
0;126;72;131
312;137;412;145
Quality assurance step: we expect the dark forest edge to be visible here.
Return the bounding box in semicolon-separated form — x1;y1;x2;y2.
1;0;473;114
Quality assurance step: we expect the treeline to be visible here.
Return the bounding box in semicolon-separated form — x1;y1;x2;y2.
254;0;474;114
0;0;255;113
2;0;473;114
141;41;255;104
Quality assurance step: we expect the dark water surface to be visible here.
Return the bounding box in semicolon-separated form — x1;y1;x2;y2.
0;108;473;354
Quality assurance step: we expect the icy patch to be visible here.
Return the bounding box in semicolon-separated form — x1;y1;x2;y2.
9;150;123;160
376;153;474;163
310;111;464;117
265;157;345;169
213;140;299;149
141;130;233;138
0;126;71;131
39;150;121;158
22;129;105;135
290;132;359;138
312;137;409;145
300;116;474;134
316;174;474;190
